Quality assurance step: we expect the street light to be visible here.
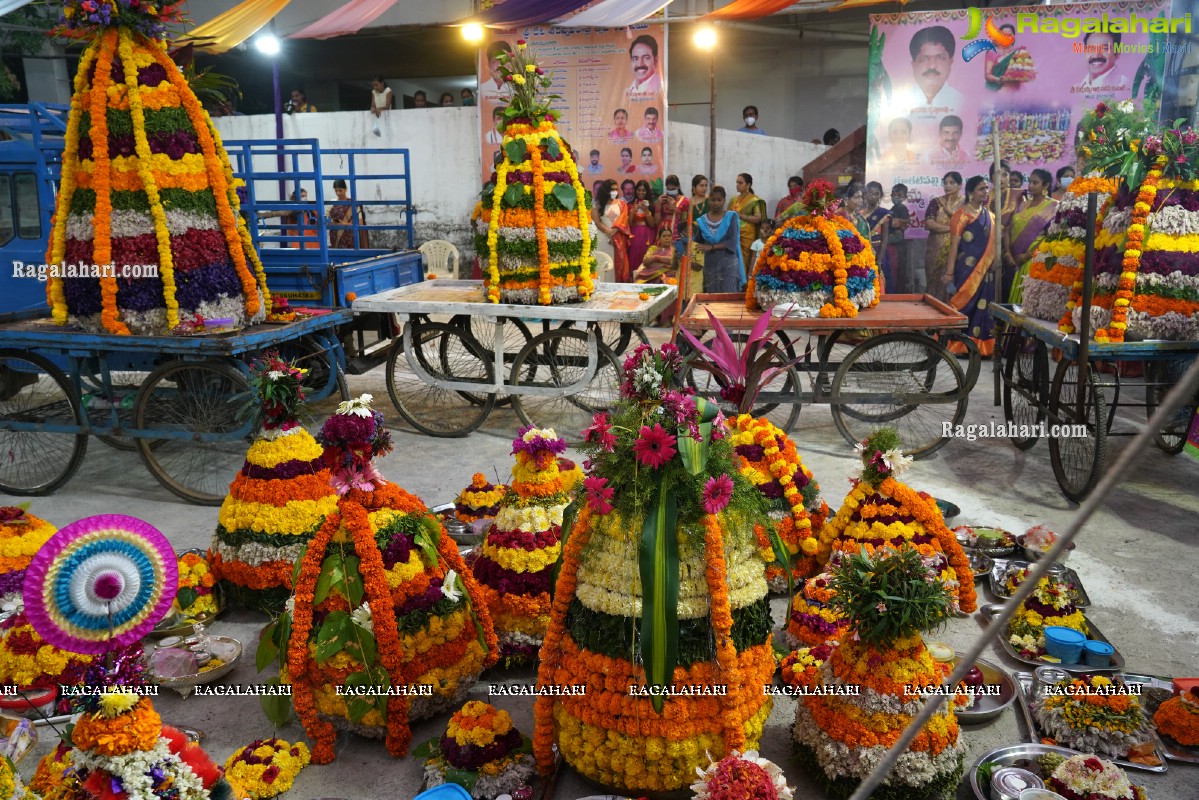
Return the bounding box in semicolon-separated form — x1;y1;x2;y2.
462;22;484;43
694;26;718;186
255;26;285;201
254;33;280;55
694;26;717;50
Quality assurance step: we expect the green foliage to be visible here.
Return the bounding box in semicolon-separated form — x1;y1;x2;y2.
1077;100;1199;185
639;483;679;714
858;426;901;486
0;5;59;100
828;547;952;647
492;41;560;127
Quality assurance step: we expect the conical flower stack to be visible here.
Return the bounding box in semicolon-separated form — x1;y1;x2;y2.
0;505;56;607
211;354;337;614
472;427;571;666
476;41;594;305
47;2;269;334
271;396;497;763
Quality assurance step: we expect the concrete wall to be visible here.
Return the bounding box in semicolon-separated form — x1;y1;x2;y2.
212;108;826;255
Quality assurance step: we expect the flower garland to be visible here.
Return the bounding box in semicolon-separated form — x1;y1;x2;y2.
223;739;311;799
1056;175;1122;334
1154;688;1199;747
704;513;747;753
1095;160;1165;342
90;30;126;334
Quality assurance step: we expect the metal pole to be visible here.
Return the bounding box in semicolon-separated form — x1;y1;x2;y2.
272;21;286;203
708;50;716;186
847;353;1199;800
992;124;1003;405
1077;191;1098;417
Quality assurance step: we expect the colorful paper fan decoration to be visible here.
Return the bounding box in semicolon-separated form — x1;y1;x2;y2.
22;515;178;655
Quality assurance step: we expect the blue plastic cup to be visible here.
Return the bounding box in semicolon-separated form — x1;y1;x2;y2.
1083;639;1114;667
1043;626;1086;663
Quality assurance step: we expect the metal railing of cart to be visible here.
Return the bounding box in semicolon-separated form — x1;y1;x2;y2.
352;279;676;440
989;192;1199;502
0;308;353;506
677;293;981;458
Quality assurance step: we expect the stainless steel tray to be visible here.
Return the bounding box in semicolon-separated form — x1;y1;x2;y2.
979;604;1124;673
988;559;1091;607
968;742;1082;800
968;551;994;583
1013;672;1168;773
1122;673;1199;765
951;654;1017;725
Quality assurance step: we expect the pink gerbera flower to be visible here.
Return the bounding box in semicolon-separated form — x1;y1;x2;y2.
584;476;614;515
701;474;734;514
582;413;618;451
633;424;677;469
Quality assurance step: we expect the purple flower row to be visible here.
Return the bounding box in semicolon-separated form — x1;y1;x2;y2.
1140;250;1199;277
396;578;445;615
511;424;567;457
242;457;324;480
789;610;840;636
0;569;25;597
1154;189;1199;213
472;556;553;595
440;727;523;771
78;130;201;161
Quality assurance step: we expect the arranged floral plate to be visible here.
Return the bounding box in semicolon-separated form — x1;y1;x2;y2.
149;636;242;696
955;526;1020;558
1013;672;1169;773
968;742;1081;800
980;604;1124;673
950;654;1017;725
968;551;994;583
0;711;37;764
1122;674;1199;764
988;559;1092;607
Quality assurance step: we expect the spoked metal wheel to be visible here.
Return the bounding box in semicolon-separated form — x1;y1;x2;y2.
386;321;495;437
560;320;650;359
1002;331;1048;451
679;332;802;434
133;359;251;505
276;334;350;403
448;314;533;407
1145;359;1195;455
0;349;87;495
830;332;967;458
1048;359;1107;502
509;329;621;444
81;365;156;452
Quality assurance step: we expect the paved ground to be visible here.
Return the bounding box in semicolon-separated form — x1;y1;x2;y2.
5;328;1199;800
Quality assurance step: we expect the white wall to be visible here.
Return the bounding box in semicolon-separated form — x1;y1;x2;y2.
212;108;826;254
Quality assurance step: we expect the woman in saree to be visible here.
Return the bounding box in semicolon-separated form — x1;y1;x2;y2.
923;171;963;301
627;180;658;271
328;179;368;249
730;173;766;269
593;179;632;282
694;185;743;293
1006;168;1057;303
863;181;891;289
635;227;678;323
945;175;998;357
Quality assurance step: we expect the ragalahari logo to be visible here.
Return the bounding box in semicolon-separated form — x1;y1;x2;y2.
960;7;1015;62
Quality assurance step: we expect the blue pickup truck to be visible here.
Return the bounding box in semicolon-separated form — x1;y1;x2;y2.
0;103;424;372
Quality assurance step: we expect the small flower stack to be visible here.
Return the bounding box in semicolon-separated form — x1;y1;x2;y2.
170;552;218;624
1033;675;1155;760
1045;754;1149;800
746;180;880;318
1008;573;1088;659
420;701;537;800
223;738;311;799
48;1;270;334
472;427;571;666
0;505;56;610
726;415;828;591
211;355;338;614
455;474;506;524
1154;686;1199;747
0;612;92;691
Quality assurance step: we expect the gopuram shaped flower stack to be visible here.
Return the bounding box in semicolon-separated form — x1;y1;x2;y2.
47;1;270;334
0;504;56;608
792;547;966;800
787;429;976;647
211;355;338;614
533;344;777;794
472;427;571;666
475;41;594;305
263;395;497;763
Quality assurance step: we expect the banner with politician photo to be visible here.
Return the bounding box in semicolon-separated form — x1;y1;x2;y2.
477;25;667;192
867;0;1172;235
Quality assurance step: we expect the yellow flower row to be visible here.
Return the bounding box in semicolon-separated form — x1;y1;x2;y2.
482;539;562;573
217;495;338;536
411;640;486;696
0;516;56;559
1145;232;1199;253
399;608;470;660
246;433;325;468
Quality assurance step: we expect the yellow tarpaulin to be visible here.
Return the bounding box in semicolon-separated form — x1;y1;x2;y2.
176;0;291;55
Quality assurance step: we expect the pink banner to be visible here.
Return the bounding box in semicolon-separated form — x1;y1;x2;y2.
867;1;1170;234
289;0;398;39
478;25;667;191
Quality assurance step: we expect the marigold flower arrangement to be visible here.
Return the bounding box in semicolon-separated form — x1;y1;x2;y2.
691;750;794;800
0;754;34;800
533;343;778;793
46;1;269;334
1045;753;1149;800
223;738;310;799
471;426;573;665
0;504;56;607
169;552;218;623
476;42;594;305
455;474;507;524
745;179;880;318
1033;675;1155;761
793;546;965;800
417;701;536;799
211;355;338;614
260;396;497;764
1007;573;1088;659
1154;686;1199;747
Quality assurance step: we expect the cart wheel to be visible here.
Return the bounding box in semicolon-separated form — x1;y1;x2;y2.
1002;333;1048;450
386;322;495;438
0;349;87;495
284;334;350;403
1048;359;1108;502
133;359;251;506
560;320;650;358
1145;360;1195;455
448;314;533;407
679;333;802;434
82;367;158;452
509;329;621;444
830;332;967;458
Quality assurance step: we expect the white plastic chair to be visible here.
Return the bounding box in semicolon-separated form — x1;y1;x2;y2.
419;239;460;279
593;250;614;283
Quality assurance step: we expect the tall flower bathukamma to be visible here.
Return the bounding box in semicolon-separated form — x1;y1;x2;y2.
471;427;570;666
474;41;594;305
786;429;976;648
210;355;337;614
534;345;777;793
0;505;56;608
791;547;965;800
263;396;497;764
746;180;880;318
47;2;269;334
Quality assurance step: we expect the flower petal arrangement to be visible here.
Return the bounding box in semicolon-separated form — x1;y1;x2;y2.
455;473;507;524
1007;573;1088;659
417;700;537;799
1154;686;1199;747
533;344;776;794
691;750;795;800
0;505;56;609
223;738;311;799
47;3;270;334
1046;753;1149;800
1033;675;1155;761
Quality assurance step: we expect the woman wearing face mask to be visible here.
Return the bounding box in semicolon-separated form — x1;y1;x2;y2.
627;180;658;272
730;173;766;271
923;172;963;301
1052;165;1075;201
460;88;476;107
695;186;744;292
945;176;998;357
593;179;632;283
1007;168;1057;303
654;175;683;241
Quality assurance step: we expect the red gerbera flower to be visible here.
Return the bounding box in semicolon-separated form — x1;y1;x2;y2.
584;476;614;515
701;474;735;515
633;424;676;469
583;412;618;451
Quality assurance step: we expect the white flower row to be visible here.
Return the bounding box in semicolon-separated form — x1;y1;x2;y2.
1127;309;1199;340
1149;204;1199;237
499;285;583;305
73;739;208;800
497;225;584;243
1102;207;1132;234
213;539;307;568
65;209;221;242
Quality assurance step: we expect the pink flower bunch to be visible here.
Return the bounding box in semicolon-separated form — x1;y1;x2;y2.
582;413;617;451
584;476;614;514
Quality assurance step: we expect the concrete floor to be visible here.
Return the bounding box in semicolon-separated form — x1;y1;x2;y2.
5;329;1199;800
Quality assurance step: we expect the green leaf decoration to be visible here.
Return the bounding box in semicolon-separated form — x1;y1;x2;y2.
260;679;292;727
347;697;374;723
766;524;795;599
551;182;577;210
543;137;561;160
638;483;680;714
414;516;442;567
292;548;306;589
314;610;349;663
175;587;198;611
413;738;440;760
344;627;378;667
552;497;581;599
343;555;364;607
314;554;344;606
678;397;718;476
256;622;278;672
504;139;528;164
445;768;480;791
277;613;291;658
503;183;525;208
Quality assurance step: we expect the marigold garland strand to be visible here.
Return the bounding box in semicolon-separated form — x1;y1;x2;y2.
1095;161;1164;343
89;30;128;334
702;514;747;752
